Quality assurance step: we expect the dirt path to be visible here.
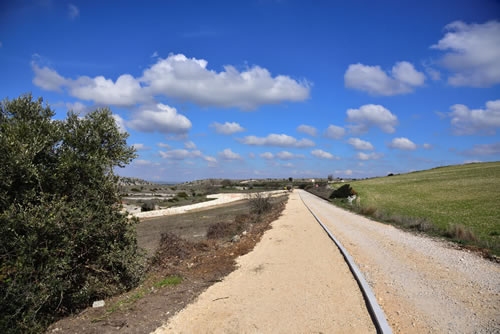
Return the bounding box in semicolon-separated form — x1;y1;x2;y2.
299;190;500;333
153;191;376;333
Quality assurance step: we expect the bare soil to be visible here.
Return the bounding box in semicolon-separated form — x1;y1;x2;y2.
46;196;287;334
154;191;375;333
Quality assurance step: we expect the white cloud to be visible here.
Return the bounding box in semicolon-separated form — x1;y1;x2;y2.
239;134;315;148
346;104;398;134
248;152;256;159
69;74;149;107
276;151;305;160
461;142;500;156
311;149;338;160
65;101;88;114
447;99;500;135
151;51;159;58
68;4;79;19
387;137;417;150
297;124;317;137
335;169;353;176
344;61;425;96
157;142;171;149
132;143;151;151
211;121;245;135
357;152;383;160
32;63;67;92
431;20;500;87
184;140;196;149
128;103;192;134
260;152;274;160
347;138;374;151
159;149;202;160
425;67;441;81
464;160;482;164
324;125;346;139
218;148;242;160
422;143;433;150
112;114;127;133
204;156;217;164
141;54;310;109
32;53;310;110
133;159;159;166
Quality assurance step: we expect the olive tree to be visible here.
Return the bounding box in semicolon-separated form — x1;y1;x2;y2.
0;94;145;333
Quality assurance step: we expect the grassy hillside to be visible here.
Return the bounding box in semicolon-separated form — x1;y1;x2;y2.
346;162;500;255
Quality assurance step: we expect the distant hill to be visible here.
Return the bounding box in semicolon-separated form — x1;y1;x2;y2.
118;177;154;186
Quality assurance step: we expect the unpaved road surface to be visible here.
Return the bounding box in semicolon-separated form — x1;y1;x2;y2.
300;190;500;333
133;191;288;219
153;191;376;333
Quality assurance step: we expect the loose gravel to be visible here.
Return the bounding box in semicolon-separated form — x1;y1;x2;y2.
300;190;500;334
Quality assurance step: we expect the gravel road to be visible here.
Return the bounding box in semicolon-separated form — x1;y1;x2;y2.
153;191;376;333
299;190;500;333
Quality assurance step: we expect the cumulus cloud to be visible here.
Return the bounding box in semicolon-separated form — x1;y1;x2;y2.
344;61;425;96
32;53;310;110
447;99;500;135
218;148;242;160
387;137;417;150
128;103;192;134
132;143;151;151
297;124;317;137
184;140;196;149
159;149;202;160
431;20;500;87
324;125;346;139
260;152;274;160
346;104;398;134
461;142;500;156
112;114;127;133
133;159;159;166
68;4;79;19
239;134;315;148
32;63;67;92
335;169;353;176
211;121;245;135
347;138;374;151
204;156;217;164
65;101;88;114
157;142;171;149
357;152;383;160
311;149;338;160
276;151;304;160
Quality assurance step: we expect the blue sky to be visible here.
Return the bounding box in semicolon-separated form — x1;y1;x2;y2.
1;0;500;181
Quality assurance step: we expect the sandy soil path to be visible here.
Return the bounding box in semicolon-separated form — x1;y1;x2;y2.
152;191;376;334
299;190;500;333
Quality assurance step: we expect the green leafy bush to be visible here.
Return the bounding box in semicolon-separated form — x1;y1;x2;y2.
329;184;357;199
0;94;145;333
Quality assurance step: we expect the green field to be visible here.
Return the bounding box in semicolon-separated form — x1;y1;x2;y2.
346;162;500;255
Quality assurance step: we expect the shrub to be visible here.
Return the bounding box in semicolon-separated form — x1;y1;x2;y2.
0;95;145;333
177;192;188;198
141;201;156;212
249;192;273;215
330;184;357;199
445;224;478;242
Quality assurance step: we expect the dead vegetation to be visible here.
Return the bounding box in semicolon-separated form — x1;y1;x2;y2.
46;195;288;334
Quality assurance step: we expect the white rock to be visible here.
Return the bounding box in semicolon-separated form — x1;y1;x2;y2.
92;300;105;308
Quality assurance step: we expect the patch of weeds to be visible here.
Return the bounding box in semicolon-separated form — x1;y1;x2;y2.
445;224;478;242
154;276;182;288
249;192;273;214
